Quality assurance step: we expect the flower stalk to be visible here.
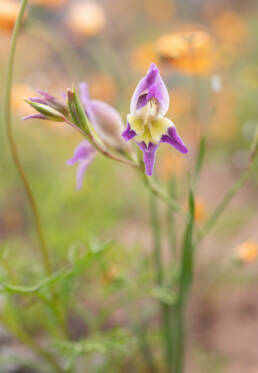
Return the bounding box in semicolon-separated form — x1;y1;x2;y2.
3;0;52;277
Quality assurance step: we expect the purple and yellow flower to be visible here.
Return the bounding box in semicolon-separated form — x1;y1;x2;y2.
122;63;188;176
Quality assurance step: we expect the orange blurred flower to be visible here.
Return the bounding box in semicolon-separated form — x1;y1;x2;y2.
0;1;21;32
212;12;248;45
237;241;258;264
31;0;66;9
67;1;106;38
156;30;215;76
194;198;207;223
131;43;159;73
12;84;35;116
158;151;187;181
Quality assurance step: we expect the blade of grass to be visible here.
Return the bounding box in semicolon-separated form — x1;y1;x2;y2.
171;188;195;373
150;194;173;372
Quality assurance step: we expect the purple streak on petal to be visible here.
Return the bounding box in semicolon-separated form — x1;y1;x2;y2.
122;122;137;141
136;94;148;110
130;63;169;116
137;141;159;176
161;126;188;154
22;114;47;120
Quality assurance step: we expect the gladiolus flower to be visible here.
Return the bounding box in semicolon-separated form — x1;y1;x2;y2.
122;63;188;176
237;241;258;264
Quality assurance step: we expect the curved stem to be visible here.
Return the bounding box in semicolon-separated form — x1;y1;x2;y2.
3;0;52;276
64;117;140;168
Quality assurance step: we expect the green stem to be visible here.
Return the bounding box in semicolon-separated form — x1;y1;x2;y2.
3;0;70;340
150;194;172;372
3;0;51;276
144;169;186;218
171;189;195;373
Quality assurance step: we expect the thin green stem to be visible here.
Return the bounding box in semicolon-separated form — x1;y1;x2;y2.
144;170;186;218
150;194;172;372
171;189;195;373
3;0;70;340
3;0;51;276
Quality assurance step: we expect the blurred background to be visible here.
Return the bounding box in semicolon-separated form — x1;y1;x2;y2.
0;0;258;372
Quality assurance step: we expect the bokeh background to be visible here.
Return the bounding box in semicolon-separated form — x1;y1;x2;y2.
0;0;258;372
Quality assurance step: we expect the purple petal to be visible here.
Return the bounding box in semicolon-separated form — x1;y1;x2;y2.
130;63;169;116
161;126;188;154
29;97;47;105
79;82;91;111
76;159;93;190
66;140;96;165
122;122;137;142
137;142;159;176
67;140;97;190
36;89;59;104
29;89;67;114
22;114;47;120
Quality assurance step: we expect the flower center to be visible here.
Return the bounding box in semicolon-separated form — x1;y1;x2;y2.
139;98;159;125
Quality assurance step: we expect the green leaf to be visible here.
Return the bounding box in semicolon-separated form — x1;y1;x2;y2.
178;187;195;304
194;135;206;183
0;269;68;294
56;329;134;358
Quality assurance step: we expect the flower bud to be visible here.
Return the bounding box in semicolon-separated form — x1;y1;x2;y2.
79;82;130;153
25;100;65;122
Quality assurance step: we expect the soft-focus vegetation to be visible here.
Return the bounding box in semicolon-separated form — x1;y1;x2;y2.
0;1;258;372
